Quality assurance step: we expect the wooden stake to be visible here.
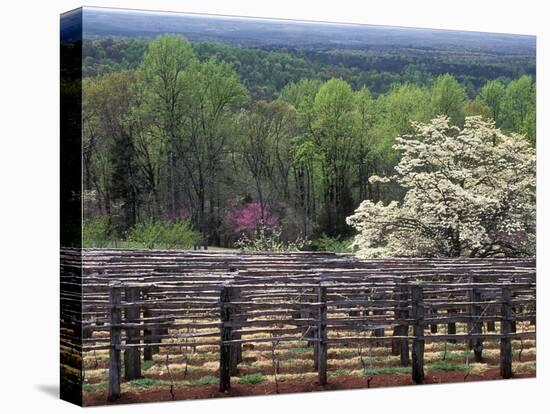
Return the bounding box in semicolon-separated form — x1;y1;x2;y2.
318;285;328;386
467;276;475;350
219;285;233;392
411;285;425;384
471;288;483;362
397;283;410;366
124;286;141;381
142;290;152;361
230;287;242;375
500;286;513;379
108;282;122;401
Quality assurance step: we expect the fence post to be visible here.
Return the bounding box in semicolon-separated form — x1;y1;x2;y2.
219;285;233;392
124;286;142;380
392;282;400;356
230;287;242;375
313;324;319;370
447;291;457;344
471;288;483;362
500;286;513;379
510;278;517;333
308;286;317;349
312;285;319;371
142;290;153;361
411;285;425;384
467;277;474;350
397;283;410;366
318;285;328;386
392;280;410;365
108;281;122;401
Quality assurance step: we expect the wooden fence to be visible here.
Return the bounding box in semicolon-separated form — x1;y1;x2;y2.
61;249;535;401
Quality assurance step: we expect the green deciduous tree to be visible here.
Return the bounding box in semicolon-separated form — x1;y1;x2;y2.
83;71;141;229
431;74;468;126
478;80;506;126
139;35;196;217
238;100;297;217
311;78;358;236
464;100;492;120
179;58;248;243
354;87;377;202
502;75;536;144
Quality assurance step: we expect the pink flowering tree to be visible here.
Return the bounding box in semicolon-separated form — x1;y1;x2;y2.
226;199;278;237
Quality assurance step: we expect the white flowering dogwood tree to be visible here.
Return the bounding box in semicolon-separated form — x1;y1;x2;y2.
346;116;535;258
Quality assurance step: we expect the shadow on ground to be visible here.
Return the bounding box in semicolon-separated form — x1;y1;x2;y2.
36;384;59;399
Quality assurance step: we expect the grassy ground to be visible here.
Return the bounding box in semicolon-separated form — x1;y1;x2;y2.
81;319;536;401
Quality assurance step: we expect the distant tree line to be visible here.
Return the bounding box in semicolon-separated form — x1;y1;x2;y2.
82;35;535;248
82;37;535;99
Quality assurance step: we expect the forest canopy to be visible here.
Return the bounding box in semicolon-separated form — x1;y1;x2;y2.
82;37;535;100
82;34;536;256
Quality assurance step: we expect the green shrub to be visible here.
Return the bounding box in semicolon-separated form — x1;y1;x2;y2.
312;234;353;253
83;216;114;247
161;219;202;248
238;373;267;384
128;219;201;249
127;220;163;248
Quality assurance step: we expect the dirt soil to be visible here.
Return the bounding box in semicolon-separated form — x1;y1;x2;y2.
83;368;535;406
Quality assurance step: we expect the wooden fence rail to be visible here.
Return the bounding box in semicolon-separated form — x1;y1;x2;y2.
103;280;534;399
61;249;535;401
